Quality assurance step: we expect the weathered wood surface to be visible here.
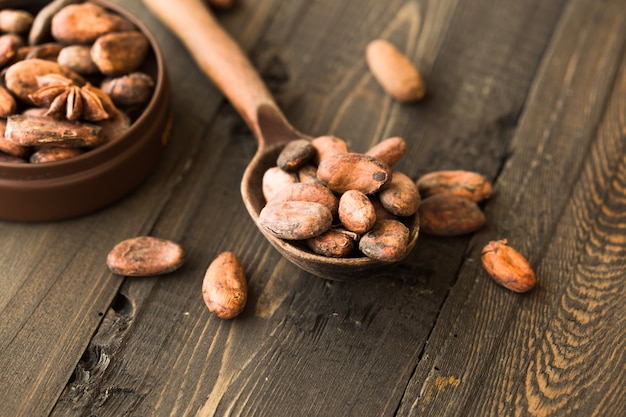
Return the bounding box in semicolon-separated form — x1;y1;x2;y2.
0;0;624;416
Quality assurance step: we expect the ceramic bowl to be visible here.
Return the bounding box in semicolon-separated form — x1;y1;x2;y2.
0;0;171;221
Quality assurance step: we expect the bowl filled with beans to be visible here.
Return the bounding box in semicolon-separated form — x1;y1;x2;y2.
0;0;170;221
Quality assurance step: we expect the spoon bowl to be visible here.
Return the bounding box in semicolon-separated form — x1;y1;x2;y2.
144;0;419;280
239;104;419;280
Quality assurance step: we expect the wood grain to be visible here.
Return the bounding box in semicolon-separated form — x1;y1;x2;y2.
396;0;626;415
49;0;575;416
0;1;224;415
1;0;625;415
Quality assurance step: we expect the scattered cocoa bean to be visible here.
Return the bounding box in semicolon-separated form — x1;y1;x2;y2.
418;193;486;236
0;9;34;34
311;134;349;165
317;152;392;194
366;39;426;102
416;170;493;202
338;189;377;234
5;114;105;148
106;236;185;276
91;31;149;76
269;182;339;218
306;227;358;258
262;166;298;202
358;219;410;262
481;239;536;293
365;136;407;166
259;200;333;240
51;2;135;44
378;171;420;216
30;147;84;163
0;85;18;117
57;44;99;74
100;72;155;107
276;138;315;171
202;251;247;320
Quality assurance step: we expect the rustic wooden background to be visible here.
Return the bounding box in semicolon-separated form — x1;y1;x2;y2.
1;0;625;415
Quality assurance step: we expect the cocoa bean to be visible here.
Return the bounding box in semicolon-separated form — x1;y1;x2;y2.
0;85;18;117
358;219;410;262
259;200;332;240
106;236;185;276
24;42;63;61
306;227;358;258
269;182;339;218
29;0;81;46
365;136;407;166
0;33;24;68
0;119;28;157
101;72;155;107
378;171;420;216
57;44;99;74
98;110;131;143
5;114;105;148
366;39;426;102
416;170;493;202
51;2;135;44
91;31;149;76
481;239;536;293
311;134;349;165
276;138;315;171
338;189;377;234
317;152;391;194
418;193;486;236
297;164;321;184
4;59;84;102
0;9;34;34
262;166;298;202
202;251;247;319
370;195;399;221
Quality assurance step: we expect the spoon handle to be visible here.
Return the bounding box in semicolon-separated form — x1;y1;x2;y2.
142;0;289;141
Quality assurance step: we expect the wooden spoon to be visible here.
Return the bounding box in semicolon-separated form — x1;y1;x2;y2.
143;0;419;280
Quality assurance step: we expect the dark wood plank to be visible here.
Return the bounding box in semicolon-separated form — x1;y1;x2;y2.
47;0;578;416
396;0;626;415
0;0;231;415
0;91;205;414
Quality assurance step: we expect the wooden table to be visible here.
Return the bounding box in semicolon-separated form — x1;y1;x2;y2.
2;0;625;415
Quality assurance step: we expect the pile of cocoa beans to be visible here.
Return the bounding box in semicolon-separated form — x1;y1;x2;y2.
260;133;536;292
259;135;419;263
0;1;156;164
